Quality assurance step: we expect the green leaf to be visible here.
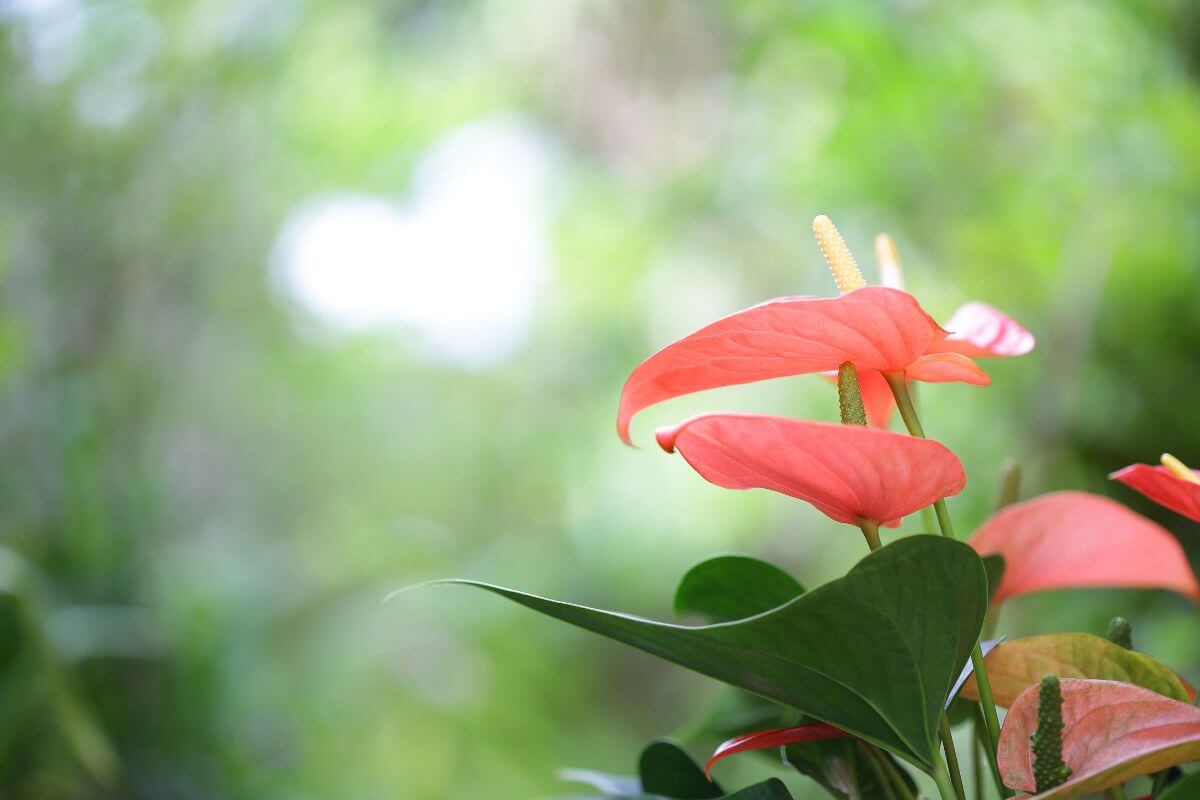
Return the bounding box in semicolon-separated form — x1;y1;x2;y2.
436;535;988;770
674;555;804;623
959;633;1193;707
639;740;723;798
1158;770;1200;800
982;554;1005;603
719;778;794;799
785;739;916;800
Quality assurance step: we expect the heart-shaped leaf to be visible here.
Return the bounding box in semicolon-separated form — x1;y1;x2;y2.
706;723;849;776
434;535;988;770
674;555;804;623
998;678;1200;797
718;780;793;800
959;633;1194;707
639;740;723;798
968;491;1200;604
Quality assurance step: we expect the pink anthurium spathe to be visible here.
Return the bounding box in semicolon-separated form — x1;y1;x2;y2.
656;413;966;528
968;491;1200;604
617;285;988;444
706;723;849;777
997;679;1200;797
1111;453;1200;523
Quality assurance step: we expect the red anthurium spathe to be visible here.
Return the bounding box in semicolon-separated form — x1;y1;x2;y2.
997;679;1200;797
656;413;966;527
617;285;989;444
706;723;849;777
1111;453;1200;523
968;491;1200;604
928;302;1036;359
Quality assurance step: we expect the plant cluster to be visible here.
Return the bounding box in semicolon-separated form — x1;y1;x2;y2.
427;217;1200;799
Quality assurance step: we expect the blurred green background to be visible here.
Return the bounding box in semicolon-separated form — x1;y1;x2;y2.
2;0;1199;797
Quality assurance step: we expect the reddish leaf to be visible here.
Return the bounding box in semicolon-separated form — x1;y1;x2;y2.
706;723;849;777
998;678;1200;797
617;286;974;444
1111;463;1200;523
967;491;1200;604
928;302;1036;358
656;413;966;526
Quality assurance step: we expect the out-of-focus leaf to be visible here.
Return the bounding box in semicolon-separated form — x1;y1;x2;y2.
432;536;988;770
968;492;1200;603
960;633;1193;707
1158;770;1200;800
673;555;803;623
556;767;642;795
705;723;848;776
982;555;1005;603
639;740;723;798
785;738;917;800
676;688;795;745
718;779;794;799
998;678;1200;797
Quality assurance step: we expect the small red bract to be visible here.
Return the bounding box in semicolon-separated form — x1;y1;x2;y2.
1110;462;1200;523
656;412;966;526
706;723;849;777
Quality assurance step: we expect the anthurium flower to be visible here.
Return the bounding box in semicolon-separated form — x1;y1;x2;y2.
656;412;966;527
968;491;1200;604
617;286;989;443
1110;453;1200;523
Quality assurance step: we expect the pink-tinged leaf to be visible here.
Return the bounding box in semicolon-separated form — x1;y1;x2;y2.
968;491;1200;604
905;352;990;385
618;287;956;444
928;301;1036;358
656;413;966;526
1111;463;1200;524
707;723;849;777
998;679;1200;797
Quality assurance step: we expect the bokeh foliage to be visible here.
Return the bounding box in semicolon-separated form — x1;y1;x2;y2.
1;0;1199;797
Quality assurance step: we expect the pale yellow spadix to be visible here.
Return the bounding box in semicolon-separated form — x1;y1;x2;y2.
1161;453;1200;485
813;215;865;294
875;233;906;291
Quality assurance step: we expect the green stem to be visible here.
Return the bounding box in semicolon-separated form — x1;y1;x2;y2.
1105;785;1126;800
939;715;967;800
972;718;984;800
932;754;959;800
869;746;917;800
859;743;899;800
884;372;1011;799
859;520;883;552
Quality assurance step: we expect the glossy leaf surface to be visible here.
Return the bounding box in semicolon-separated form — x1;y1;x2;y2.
617;286;967;443
437;536;988;769
1111;463;1200;523
998;679;1200;797
673;555;803;623
967;491;1200;603
657;414;965;526
959;633;1193;706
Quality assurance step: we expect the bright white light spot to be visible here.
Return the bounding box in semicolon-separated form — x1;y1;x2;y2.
272;116;558;369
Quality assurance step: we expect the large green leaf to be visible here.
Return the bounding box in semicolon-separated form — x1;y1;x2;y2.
719;779;794;799
674;555;804;623
1158;770;1200;800
437;535;988;770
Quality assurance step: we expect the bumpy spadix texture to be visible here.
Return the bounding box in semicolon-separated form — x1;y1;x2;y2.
1030;676;1072;793
999;679;1200;797
837;362;867;426
813;215;866;294
617;286;988;443
968;491;1200;604
656;413;966;526
1111;456;1200;523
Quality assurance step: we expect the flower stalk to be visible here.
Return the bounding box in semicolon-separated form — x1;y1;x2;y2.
883;370;1011;798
